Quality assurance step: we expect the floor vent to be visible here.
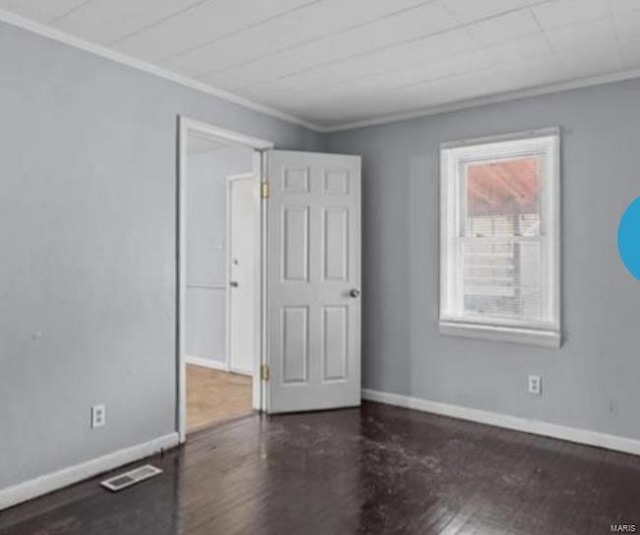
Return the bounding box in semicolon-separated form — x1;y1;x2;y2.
101;465;163;492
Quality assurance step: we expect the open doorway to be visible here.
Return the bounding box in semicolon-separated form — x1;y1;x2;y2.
178;117;272;440
178;118;363;440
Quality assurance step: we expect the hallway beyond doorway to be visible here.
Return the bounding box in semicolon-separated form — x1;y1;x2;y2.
186;364;252;431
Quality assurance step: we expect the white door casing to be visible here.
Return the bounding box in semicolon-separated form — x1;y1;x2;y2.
227;173;257;376
266;151;361;413
178;116;272;442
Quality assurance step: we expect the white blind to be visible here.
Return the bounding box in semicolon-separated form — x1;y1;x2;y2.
461;229;545;322
460;157;546;322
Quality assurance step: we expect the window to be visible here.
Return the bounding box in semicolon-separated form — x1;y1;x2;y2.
439;129;561;347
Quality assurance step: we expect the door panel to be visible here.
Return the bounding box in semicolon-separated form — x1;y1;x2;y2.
322;305;348;381
282;207;310;281
266;151;361;413
282;306;309;384
323;207;349;281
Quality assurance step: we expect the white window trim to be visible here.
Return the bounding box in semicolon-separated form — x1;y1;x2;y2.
439;128;561;348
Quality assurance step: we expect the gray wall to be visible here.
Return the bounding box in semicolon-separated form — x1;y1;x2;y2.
327;77;640;441
0;21;322;490
186;145;253;365
3;7;640;496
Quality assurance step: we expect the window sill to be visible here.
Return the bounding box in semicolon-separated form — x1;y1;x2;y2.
439;320;561;348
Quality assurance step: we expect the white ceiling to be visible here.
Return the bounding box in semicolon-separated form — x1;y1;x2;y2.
2;0;640;129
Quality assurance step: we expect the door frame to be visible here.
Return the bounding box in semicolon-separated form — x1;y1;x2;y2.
177;116;273;442
226;172;257;376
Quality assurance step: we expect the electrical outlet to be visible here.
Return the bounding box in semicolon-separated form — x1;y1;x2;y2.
91;404;106;428
528;375;542;396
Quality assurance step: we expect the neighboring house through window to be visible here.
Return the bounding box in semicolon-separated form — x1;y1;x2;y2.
439;129;561;347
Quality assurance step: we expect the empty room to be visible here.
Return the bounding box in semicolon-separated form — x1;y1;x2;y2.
1;1;640;534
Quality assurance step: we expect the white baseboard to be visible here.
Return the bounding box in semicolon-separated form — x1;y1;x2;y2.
0;433;179;511
229;366;253;377
186;355;229;371
362;388;640;456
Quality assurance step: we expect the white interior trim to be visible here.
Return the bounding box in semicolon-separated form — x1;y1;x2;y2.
186;355;230;372
0;433;178;511
186;355;252;376
322;69;640;133
180;117;274;151
186;282;226;290
439;130;561;349
178;116;270;443
439;321;561;348
229;366;254;377
227;173;257;181
259;152;269;413
362;389;640;457
440;127;561;150
0;9;320;132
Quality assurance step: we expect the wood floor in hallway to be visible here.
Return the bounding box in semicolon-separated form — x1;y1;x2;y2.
186;364;252;431
1;402;639;534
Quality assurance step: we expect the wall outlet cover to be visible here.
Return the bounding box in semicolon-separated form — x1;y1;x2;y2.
528;375;542;396
91;404;106;428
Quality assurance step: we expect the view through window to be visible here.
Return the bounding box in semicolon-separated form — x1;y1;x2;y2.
440;131;560;347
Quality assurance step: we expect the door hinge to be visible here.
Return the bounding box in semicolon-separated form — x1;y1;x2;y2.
260;364;270;381
261;181;270;199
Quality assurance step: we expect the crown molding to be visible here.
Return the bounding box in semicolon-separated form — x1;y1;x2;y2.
4;8;640;136
0;8;323;132
321;67;640;133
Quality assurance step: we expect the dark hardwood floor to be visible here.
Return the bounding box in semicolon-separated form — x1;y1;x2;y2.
1;402;639;535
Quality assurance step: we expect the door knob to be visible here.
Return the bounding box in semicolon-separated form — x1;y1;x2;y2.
230;281;239;288
349;288;361;298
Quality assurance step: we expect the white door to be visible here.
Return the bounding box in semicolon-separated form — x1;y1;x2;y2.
228;174;257;376
266;151;361;413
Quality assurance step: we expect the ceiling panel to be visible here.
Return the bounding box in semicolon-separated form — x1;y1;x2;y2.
0;0;89;22
467;9;541;46
310;72;494;124
612;8;640;67
265;47;496;109
112;0;313;62
283;1;459;67
272;38;623;126
52;0;205;45
531;0;610;30
482;33;553;63
609;0;640;13
545;19;618;51
612;7;640;41
296;54;617;126
619;39;640;69
1;0;636;128
442;0;529;24
227;28;476;97
162;0;436;77
201;50;313;89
